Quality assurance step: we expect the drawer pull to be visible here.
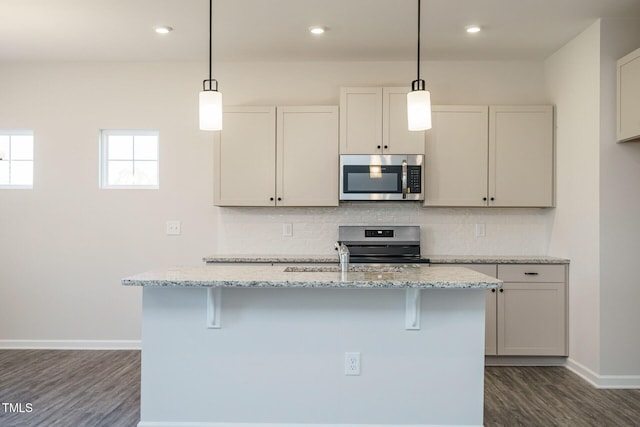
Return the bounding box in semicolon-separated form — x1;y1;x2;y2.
524;272;539;275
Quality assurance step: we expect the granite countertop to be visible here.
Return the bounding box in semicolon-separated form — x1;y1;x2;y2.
122;264;501;290
202;254;570;265
202;255;338;263
427;255;569;264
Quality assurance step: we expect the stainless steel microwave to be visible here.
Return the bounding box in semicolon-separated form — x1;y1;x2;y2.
339;154;424;201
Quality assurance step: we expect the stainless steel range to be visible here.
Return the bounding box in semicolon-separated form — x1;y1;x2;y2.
337;225;430;264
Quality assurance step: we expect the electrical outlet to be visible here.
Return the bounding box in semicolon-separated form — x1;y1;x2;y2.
166;220;181;235
475;223;486;238
344;352;361;376
282;223;293;237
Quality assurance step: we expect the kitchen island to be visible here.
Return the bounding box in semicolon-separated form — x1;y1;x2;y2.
123;263;501;427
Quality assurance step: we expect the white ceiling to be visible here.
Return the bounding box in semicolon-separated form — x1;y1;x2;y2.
1;0;640;63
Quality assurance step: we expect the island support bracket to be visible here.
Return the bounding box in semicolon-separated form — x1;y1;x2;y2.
405;288;421;330
206;287;222;329
206;288;421;330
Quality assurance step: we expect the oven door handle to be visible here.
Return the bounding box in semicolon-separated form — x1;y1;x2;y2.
401;160;408;199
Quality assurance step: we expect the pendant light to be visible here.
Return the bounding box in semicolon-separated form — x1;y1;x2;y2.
407;0;432;131
199;0;222;131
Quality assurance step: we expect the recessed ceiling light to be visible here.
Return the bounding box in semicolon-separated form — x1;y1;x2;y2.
154;26;173;34
465;25;481;34
309;26;326;35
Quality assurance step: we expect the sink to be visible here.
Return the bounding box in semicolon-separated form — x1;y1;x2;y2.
283;265;408;273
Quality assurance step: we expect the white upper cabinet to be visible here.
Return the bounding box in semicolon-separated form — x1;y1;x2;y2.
489;105;554;207
214;106;276;206
276;106;339;207
340;87;425;154
340;87;382;154
617;47;640;142
424;105;554;207
424;106;489;206
214;106;339;207
382;87;427;154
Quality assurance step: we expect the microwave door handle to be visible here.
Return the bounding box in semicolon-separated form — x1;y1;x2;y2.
401;160;408;199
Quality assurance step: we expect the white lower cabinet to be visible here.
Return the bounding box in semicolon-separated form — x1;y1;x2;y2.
436;263;568;357
214;106;339;207
496;264;567;356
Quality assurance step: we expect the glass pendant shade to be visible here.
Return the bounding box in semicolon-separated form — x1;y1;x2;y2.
407;89;432;131
199;90;222;131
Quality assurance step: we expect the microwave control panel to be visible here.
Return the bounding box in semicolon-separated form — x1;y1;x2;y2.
408;166;422;194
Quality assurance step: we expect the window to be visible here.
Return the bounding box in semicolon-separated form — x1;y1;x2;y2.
0;130;34;188
100;130;159;189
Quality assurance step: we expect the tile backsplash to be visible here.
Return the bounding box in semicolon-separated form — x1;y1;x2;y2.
214;203;552;256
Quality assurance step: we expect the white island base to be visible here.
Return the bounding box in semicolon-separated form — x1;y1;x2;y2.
137;286;487;427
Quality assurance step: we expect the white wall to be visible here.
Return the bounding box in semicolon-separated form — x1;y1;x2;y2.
545;18;640;383
544;21;602;379
0;59;552;345
0;62;215;345
598;18;640;376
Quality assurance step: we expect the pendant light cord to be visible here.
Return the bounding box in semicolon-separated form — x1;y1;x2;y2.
209;0;212;81
417;0;421;80
202;0;217;91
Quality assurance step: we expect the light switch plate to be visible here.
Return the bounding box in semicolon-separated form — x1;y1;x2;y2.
166;220;181;235
475;223;486;238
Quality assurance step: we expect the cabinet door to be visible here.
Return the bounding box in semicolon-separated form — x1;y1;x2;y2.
497;282;566;356
339;87;383;154
382;87;425;154
617;48;640;142
489;106;554;207
214;107;276;206
485;289;498;356
276;106;339;207
424;106;489;206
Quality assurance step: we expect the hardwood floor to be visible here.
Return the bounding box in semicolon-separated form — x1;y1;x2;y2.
0;350;639;426
0;350;140;427
485;366;640;426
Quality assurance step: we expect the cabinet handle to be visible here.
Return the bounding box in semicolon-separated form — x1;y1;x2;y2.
490;197;495;201
377;145;381;149
401;160;408;199
499;289;504;293
483;197;487;201
491;289;496;293
270;197;274;201
384;145;388;149
524;272;539;275
277;197;282;201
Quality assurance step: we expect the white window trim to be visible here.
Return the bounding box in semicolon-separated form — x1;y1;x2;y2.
99;129;159;190
0;129;34;189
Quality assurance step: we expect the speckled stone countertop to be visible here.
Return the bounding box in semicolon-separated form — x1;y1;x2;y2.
122;264;501;290
427;255;569;264
202;255;338;263
202;254;569;264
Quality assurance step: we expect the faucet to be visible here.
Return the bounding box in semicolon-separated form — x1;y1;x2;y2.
335;242;350;272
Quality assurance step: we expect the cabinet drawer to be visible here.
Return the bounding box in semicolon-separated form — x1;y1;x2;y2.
498;264;565;282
